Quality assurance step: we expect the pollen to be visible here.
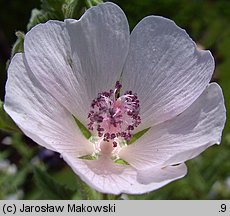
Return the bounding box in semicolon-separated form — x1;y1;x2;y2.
87;81;141;143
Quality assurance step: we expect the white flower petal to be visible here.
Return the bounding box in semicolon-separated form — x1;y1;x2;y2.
4;53;93;156
24;20;88;125
24;2;129;126
62;153;187;195
119;83;226;169
122;16;214;130
65;2;129;103
137;163;187;185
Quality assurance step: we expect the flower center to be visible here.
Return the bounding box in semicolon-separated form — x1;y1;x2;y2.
87;81;141;149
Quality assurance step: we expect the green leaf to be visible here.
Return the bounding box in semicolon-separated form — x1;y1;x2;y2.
27;0;65;30
63;0;103;19
41;0;64;13
85;0;103;8
52;168;79;191
127;127;150;145
11;133;35;160
0;150;10;160
0;101;20;133
74;175;101;200
62;0;86;19
51;167;101;200
27;9;46;30
33;167;75;199
72;115;91;139
12;165;31;190
27;0;104;30
27;9;53;31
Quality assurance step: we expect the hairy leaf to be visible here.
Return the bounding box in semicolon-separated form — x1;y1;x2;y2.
33;167;75;200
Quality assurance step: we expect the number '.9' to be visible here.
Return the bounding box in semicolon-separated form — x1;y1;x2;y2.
220;204;226;212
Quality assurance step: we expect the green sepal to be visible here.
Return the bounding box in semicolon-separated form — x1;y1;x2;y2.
114;159;129;165
72;115;91;139
79;156;129;165
0;101;21;133
79;154;97;160
127;127;150;145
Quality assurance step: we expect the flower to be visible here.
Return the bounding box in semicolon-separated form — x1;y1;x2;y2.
4;2;226;195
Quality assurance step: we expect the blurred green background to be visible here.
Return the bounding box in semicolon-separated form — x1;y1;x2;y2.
0;0;230;199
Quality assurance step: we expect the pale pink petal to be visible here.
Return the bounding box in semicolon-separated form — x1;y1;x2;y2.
65;2;129;106
62;153;187;195
24;2;129;126
119;83;226;169
4;53;93;156
24;20;88;125
122;16;214;131
136;163;187;184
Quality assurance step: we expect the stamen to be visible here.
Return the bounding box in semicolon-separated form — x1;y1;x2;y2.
87;81;141;144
